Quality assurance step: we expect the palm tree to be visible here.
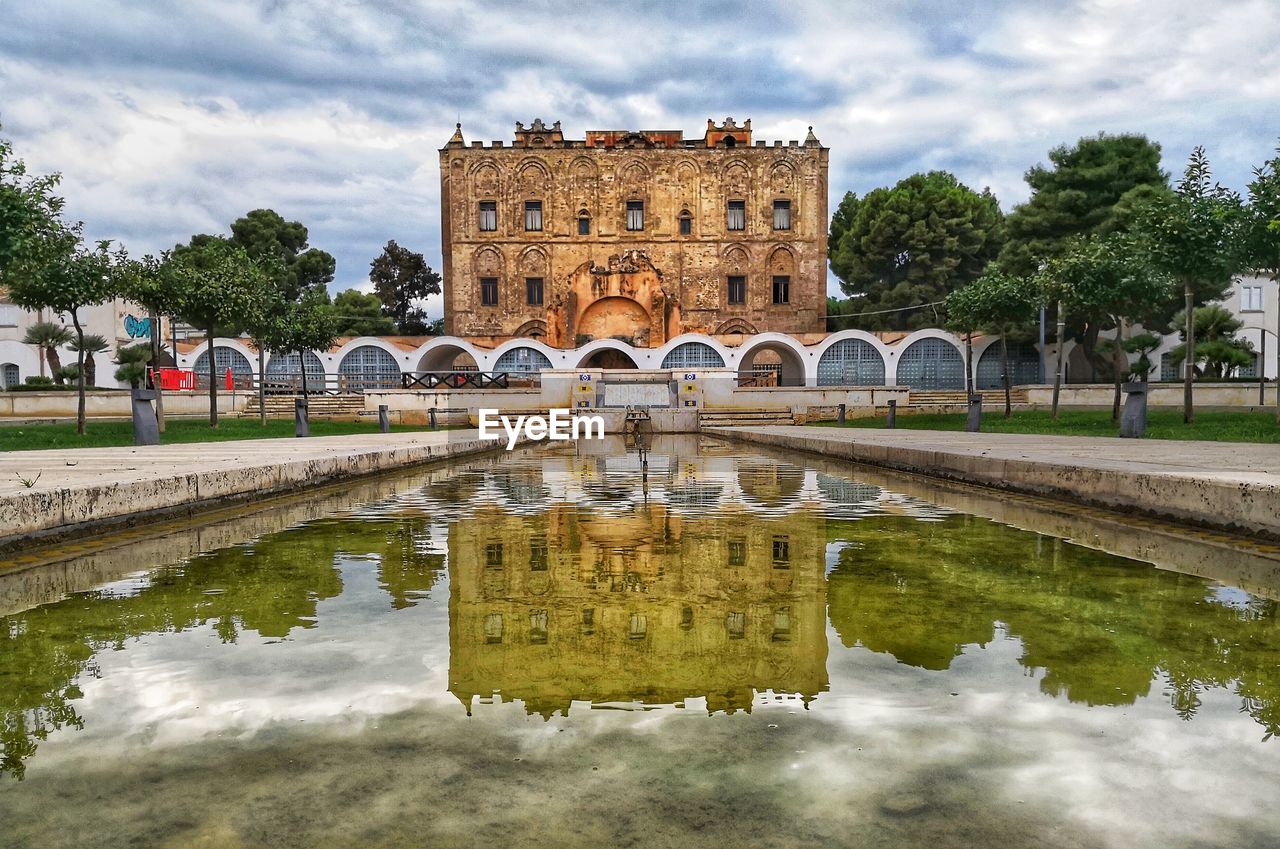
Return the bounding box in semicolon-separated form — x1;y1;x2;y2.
69;333;109;387
22;321;73;380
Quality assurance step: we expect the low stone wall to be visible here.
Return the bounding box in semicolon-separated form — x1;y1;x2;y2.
0;432;506;551
714;426;1280;540
0;390;247;418
1025;382;1277;408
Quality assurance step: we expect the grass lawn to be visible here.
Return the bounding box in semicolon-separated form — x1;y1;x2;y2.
0;417;444;452
812;408;1280;443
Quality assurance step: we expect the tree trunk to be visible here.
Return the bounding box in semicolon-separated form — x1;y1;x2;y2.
299;349;310;398
1001;333;1011;418
208;325;219;428
84;349;97;387
965;332;973;396
258;346;267;427
71;311;86;436
1052;301;1065;421
47;345;63;380
151;311;166;433
1183;281;1195;424
1110;317;1125;423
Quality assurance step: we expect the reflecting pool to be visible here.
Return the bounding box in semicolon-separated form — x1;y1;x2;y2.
2;436;1278;848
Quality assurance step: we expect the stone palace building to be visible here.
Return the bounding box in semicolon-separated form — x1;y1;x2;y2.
439;118;829;356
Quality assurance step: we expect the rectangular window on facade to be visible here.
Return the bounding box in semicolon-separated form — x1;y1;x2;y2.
773;200;791;230
529;536;548;571
1243;285;1264;312
479;201;497;231
727;275;746;305
480;277;499;306
727;538;746;567
484;613;504;644
726;612;746;640
524;200;543;231
0;303;18;327
526;277;544;306
727;200;745;231
485;542;504;568
772;275;790;305
772;535;790;566
578;215;591;235
529;609;548;644
679;216;692;236
626;200;644;231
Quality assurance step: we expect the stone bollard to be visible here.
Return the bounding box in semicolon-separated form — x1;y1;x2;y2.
837;403;846;424
295;397;310;438
886;399;897;429
1120;382;1148;439
130;388;160;446
966;394;983;432
378;404;390;433
429;407;438;431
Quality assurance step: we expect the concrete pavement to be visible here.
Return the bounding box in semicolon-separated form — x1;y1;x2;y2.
0;430;499;551
716;426;1280;540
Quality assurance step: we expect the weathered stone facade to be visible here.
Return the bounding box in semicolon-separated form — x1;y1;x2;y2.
440;118;829;348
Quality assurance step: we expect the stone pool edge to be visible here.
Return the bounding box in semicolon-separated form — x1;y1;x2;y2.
0;431;511;555
711;425;1280;542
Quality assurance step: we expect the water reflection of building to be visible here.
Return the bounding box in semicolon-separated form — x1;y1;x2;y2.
447;503;828;716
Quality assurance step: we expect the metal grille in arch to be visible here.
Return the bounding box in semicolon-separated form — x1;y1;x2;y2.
494;347;553;375
816;339;885;385
896;337;965;390
660;342;725;369
338;345;402;391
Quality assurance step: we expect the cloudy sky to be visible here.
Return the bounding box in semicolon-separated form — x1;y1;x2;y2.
2;0;1278;315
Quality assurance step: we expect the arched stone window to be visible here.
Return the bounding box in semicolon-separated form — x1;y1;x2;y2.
494;346;552;375
338;345;401;391
661;342;725;369
897;338;965;389
578;208;591;236
678;209;692;236
817;339;886;386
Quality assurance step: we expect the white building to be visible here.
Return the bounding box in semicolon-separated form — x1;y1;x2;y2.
0;294;157;389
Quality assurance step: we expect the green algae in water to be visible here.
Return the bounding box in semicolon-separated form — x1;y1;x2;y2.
1;438;1278;849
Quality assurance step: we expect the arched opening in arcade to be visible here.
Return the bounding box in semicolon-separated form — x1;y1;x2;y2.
578;348;639;370
660;342;725;370
338;345;403;392
493;346;553;385
416;345;479;373
976;340;1042;390
737;342;804;386
816;339;886;386
193;346;253;389
896;337;965;390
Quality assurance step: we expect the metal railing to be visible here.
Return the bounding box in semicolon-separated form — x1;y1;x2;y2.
401;371;540;390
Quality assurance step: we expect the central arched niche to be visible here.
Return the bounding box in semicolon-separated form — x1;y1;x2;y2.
551;251;675;348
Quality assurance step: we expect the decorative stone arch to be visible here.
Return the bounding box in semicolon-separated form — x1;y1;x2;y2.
721;243;751;274
768;159;797;194
722;159;750;198
469;160;501;200
513;319;548;340
815;333;887;386
413;338;483;373
734;333;808;387
577;296;652;347
514;157;552;188
893;332;966;389
766;244;797;276
714;318;758;336
975;338;1042;389
616;158;652;186
517;245;549;278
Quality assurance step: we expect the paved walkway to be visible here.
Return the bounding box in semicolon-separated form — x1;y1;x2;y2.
0;430;495;550
717;426;1280;539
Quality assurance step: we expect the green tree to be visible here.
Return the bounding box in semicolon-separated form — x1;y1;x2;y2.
369;240;440;334
254;285;336;400
1132;147;1246;422
113;341;153;388
828;172;1003;330
68;333;108;387
1000;133;1169;276
0;127;69;293
228;209;335;301
1247;143;1280;420
944;269;1039;416
118;254;181;430
332;289;395;336
8;239;124;434
1167;305;1256;378
165;240;267;427
1041;233;1173;421
21;321;72;380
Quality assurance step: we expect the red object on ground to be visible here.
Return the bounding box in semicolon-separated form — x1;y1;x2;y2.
153;368;196;391
224;368;233;390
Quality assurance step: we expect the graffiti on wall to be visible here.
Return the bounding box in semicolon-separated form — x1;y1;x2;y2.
123;315;152;338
